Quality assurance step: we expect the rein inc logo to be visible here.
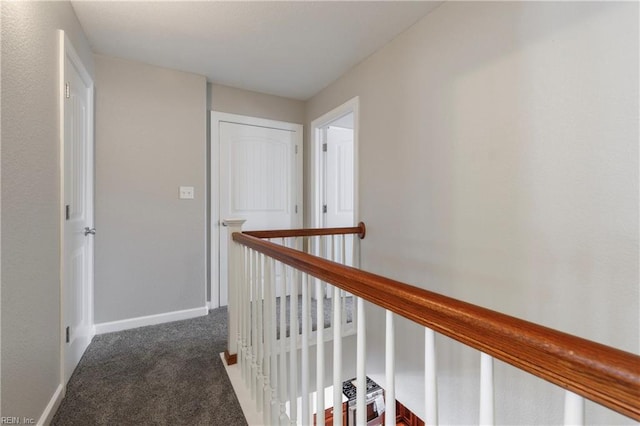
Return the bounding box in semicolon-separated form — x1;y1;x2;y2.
0;418;35;425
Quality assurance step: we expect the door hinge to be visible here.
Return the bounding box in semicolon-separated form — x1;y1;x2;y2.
295;145;298;154
295;205;298;214
65;204;70;220
65;82;70;99
65;326;70;343
322;143;327;152
323;204;327;214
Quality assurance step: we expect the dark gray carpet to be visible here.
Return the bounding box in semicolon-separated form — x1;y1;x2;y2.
52;307;248;426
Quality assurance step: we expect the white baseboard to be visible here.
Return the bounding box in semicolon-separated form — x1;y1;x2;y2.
94;306;208;335
38;383;64;426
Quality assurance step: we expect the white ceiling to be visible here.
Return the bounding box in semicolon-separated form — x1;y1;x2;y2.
71;1;442;100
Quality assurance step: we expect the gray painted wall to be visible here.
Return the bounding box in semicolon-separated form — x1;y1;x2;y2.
94;55;207;323
1;1;94;420
306;2;638;424
208;83;305;124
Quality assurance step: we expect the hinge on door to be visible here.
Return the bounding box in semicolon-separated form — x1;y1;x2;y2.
295;145;298;154
295;205;298;214
65;326;70;343
65;204;70;220
322;143;327;152
323;204;327;214
65;82;70;99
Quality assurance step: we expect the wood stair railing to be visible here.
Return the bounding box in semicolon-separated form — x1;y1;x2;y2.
232;225;640;421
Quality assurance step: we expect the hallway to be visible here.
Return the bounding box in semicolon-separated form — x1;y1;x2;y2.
52;308;247;425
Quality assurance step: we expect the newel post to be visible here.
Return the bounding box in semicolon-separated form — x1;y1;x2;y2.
223;218;246;366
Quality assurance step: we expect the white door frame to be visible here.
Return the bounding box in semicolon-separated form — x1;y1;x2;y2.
310;97;359;228
58;30;95;386
210;112;303;308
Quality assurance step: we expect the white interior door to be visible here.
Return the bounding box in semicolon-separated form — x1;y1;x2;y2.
61;32;94;384
324;126;355;228
213;113;302;307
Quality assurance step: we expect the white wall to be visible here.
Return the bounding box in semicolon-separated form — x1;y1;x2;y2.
94;55;207;323
306;2;638;424
1;1;94;420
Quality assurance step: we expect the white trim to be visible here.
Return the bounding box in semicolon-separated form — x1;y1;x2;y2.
221;353;262;425
37;384;64;426
310;97;360;228
94;307;208;335
210;111;303;309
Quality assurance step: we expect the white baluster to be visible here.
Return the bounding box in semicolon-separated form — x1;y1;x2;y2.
243;248;252;385
251;249;259;399
289;238;300;425
316;270;325;425
256;254;265;412
301;271;311;425
356;297;366;426
242;249;251;385
563;391;584;425
222;218;246;360
270;258;279;425
333;283;343;426
479;353;494;425
237;245;245;375
280;250;288;423
425;328;438;425
340;235;348;331
262;255;273;425
385;310;395;426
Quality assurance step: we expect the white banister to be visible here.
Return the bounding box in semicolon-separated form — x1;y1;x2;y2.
279;257;288;422
301;271;311;425
289;238;300;425
385;310;395;426
269;257;279;425
251;249;259;400
256;254;265;412
333;284;343;426
316;271;325;426
238;245;246;379
563;391;584;426
263;255;273;425
425;328;438;425
242;248;251;384
356;297;366;426
222;218;246;360
479;353;494;425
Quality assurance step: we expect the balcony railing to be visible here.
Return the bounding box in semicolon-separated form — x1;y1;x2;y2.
222;220;639;425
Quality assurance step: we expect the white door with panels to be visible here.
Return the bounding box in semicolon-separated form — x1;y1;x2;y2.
61;31;95;385
323;126;355;228
212;112;303;307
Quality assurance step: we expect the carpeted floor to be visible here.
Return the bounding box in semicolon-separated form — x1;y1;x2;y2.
52;307;248;426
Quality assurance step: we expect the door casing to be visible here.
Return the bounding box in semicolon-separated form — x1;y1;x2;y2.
310;97;360;229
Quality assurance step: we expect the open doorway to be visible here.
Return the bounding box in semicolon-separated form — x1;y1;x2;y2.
311;97;359;230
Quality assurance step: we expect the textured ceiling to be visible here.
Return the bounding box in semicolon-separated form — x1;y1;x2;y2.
71;1;442;100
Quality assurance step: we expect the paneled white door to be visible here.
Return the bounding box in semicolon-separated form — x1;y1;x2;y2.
212;113;303;307
324;126;355;228
61;32;94;385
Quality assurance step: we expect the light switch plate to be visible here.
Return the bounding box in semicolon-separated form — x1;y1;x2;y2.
179;186;194;199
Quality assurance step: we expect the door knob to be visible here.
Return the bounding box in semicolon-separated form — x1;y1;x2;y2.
84;227;96;236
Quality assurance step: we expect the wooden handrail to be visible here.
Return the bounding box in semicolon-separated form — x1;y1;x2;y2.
232;231;640;420
243;222;366;240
